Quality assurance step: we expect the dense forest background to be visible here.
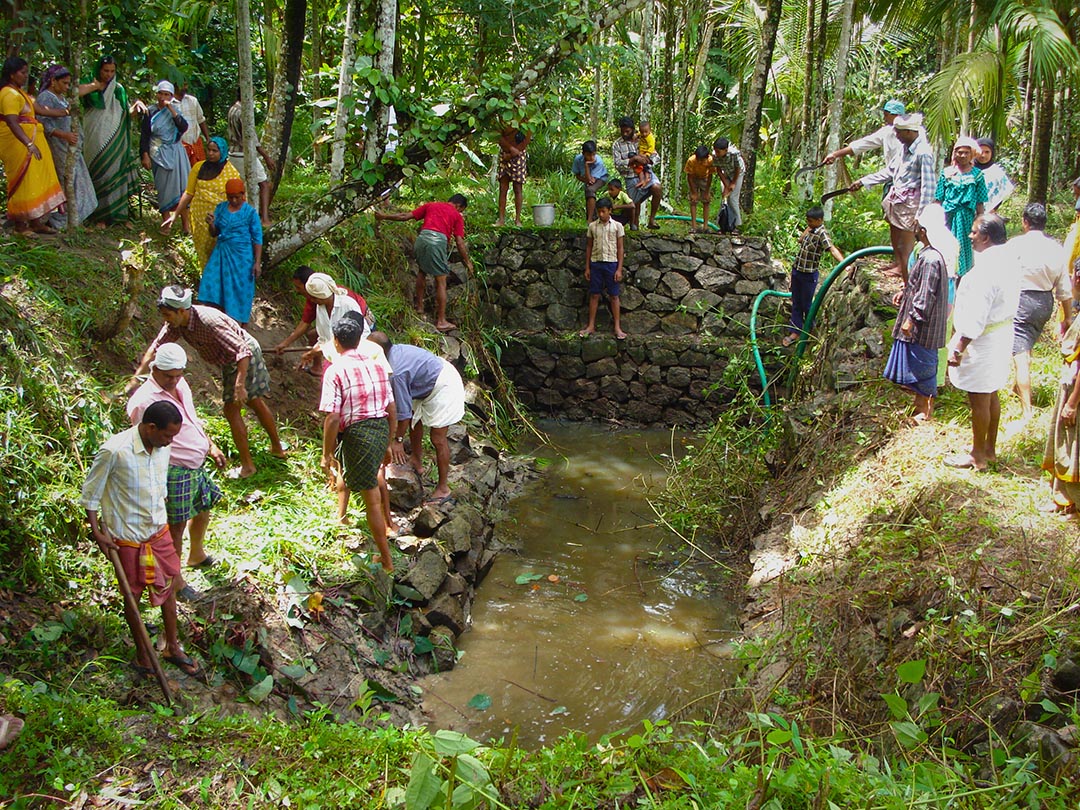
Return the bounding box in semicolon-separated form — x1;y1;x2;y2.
6;0;1079;253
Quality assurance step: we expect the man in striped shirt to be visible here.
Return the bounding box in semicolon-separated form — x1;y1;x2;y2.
320;317;397;573
81;400;204;679
128;285;285;479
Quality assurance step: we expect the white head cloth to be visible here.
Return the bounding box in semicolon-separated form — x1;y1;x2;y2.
305;272;342;301
917;203;961;278
151;343;188;371
159;285;193;309
893;113;923;132
155;80;175;94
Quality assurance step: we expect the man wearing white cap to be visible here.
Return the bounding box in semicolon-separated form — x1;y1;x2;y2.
128;285;286;479
849;113;936;283
139;80;191;220
825;99;910;172
127;344;226;589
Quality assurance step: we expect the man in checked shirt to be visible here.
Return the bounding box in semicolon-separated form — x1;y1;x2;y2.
128;285;285;479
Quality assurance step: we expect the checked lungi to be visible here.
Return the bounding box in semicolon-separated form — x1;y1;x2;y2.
337;418;389;491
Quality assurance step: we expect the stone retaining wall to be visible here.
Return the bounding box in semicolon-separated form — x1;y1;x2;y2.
470;230;787;426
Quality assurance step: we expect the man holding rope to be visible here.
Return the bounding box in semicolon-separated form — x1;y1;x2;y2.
81;400;205;680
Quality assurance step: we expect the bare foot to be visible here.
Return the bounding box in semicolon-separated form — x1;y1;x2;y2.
782;333;798;347
435;321;457;332
615;330;627;340
270;448;288;459
578;327;595;337
227;465;256;480
495;219;505;227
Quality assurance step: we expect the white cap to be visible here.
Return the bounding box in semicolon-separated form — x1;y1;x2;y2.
155;80;175;95
151;343;188;371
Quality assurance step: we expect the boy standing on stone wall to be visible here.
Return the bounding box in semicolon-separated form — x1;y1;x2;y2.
579;198;627;340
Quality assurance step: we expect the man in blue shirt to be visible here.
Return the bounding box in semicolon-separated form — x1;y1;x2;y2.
368;332;466;505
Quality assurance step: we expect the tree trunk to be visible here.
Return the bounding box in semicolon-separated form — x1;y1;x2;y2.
265;0;648;266
822;0;854;217
361;0;397;168
1028;75;1054;203
640;0;653;122
64;0;87;233
795;0;816;199
738;0;783;216
413;0;426;88
236;0;260;203
310;0;324;164
330;0;360;182
264;0;306;194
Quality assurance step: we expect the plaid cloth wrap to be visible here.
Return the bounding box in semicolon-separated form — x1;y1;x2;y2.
337;417;389;492
166;464;223;524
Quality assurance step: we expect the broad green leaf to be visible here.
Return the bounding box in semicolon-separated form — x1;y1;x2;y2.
247;675;273;704
514;573;543;584
573;593;588;602
404;752;441;810
549;705;568;716
279;664;308;680
881;692;909;720
235;652;260;675
467;693;492;710
413;636;435;655
31;622;65;643
890;720;928;748
766;729;792;745
916;692;940;717
454;753;492;787
1039;698;1062;714
896;659;927;684
432;729;481;756
363;679;400;703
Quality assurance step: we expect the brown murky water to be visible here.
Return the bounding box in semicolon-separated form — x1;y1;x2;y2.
423;423;739;746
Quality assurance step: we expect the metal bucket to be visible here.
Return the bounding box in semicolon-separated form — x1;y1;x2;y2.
532;203;556;227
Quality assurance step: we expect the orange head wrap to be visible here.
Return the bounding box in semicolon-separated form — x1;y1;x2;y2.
225;178;245;195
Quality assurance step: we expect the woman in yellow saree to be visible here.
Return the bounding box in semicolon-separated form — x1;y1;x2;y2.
0;57;65;234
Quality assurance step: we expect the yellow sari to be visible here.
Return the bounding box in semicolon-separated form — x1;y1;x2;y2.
184;159;241;266
0;86;65;222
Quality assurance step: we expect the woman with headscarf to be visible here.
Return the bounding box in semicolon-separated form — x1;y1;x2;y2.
884;204;957;422
35;64;99;229
974;138;1015;213
82;56;143;225
162;137;242;265
945;213;1018;471
936;136;988;280
0;57;65;235
1042;314;1080;515
197;178;263;326
140;80;190;220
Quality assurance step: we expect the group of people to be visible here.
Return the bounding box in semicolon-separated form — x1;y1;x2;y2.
1;56;273;325
81;271;468;680
568;116;745;233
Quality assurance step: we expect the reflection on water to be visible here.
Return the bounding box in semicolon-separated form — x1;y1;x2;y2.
423;423;738;746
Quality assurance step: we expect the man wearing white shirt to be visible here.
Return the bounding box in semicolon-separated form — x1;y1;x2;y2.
825;99;909;171
81;401;204;679
1010;202;1072;415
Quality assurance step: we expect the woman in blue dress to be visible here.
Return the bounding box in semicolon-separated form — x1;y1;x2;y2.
198;177;263;326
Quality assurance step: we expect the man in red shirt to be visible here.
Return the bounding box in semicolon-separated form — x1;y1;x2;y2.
272;266;372;362
375;194;475;332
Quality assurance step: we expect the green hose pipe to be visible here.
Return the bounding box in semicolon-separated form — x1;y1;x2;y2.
788;245;893;387
750;289;792;409
655;214;719;231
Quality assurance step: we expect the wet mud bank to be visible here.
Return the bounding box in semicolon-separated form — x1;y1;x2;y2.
161;429;541;727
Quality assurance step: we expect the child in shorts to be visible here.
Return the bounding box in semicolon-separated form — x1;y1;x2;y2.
580;198;627;339
637;120;658;165
606;178;637;228
683;145;713;232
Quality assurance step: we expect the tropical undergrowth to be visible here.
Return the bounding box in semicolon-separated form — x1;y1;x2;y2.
654;257;1080;805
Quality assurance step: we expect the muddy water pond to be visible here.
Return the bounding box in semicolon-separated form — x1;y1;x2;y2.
424;423;739;746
